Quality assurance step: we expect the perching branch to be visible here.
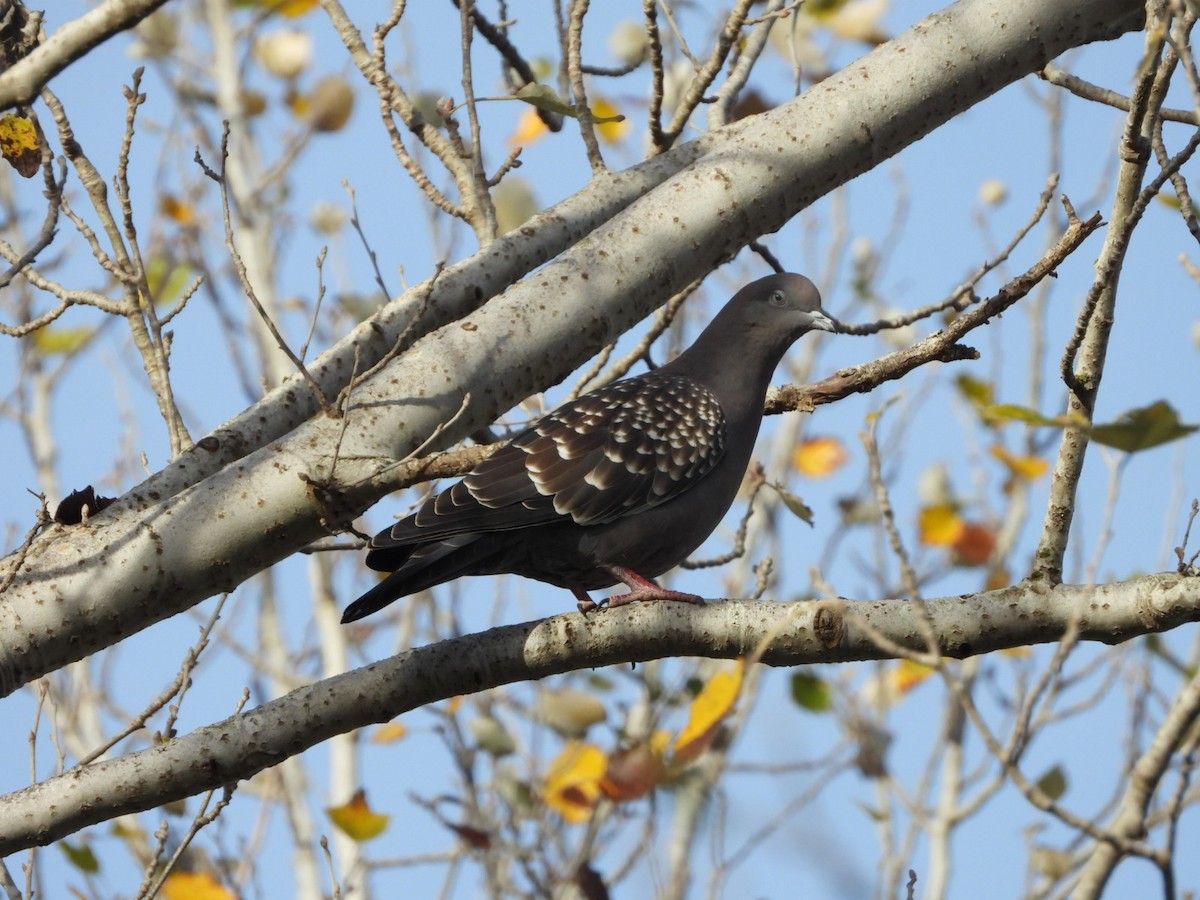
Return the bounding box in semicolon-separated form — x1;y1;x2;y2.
1;573;1197;856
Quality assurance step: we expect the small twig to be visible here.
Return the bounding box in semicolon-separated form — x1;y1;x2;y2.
657;0;699;66
140;784;237;900
748;240;784;274
196;125;332;414
655;0;756;152
645;0;666;152
156;275;203;327
567;280;696;399
344;181;393;302
0;858;20;900
0;156;65;291
710;0;790;130
839;175;1060;336
860;399;921;602
77;594;229;766
402;391;473;463
582;60;641;77
451;0;561;131
1040;64;1198;125
320;836;343;900
486;145;522;187
1174;499;1200;575
300;247;329;362
1062;126;1200;402
457;0;500;240
0;492;50;603
682;464;768;569
770;199;1102;416
566;0;606;171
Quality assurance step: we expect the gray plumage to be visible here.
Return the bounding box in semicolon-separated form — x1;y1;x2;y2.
343;273;836;623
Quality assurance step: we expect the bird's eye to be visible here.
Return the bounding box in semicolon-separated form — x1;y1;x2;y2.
768;290;786;307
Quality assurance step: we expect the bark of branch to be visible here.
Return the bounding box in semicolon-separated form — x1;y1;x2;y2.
0;573;1195;855
0;0;173;111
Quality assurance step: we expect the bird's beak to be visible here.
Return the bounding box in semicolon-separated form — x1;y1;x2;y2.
808;310;839;333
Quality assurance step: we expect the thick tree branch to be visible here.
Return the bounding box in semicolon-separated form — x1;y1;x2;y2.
0;573;1195;855
0;0;173;111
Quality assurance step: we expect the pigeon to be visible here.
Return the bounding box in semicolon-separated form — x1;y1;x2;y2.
343;273;837;623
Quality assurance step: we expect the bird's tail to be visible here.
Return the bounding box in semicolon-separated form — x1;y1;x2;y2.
342;534;503;623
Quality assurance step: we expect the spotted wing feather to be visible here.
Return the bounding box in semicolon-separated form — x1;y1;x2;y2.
370;374;726;550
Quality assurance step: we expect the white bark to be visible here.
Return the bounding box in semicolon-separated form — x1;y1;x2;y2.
0;574;1197;854
0;0;174;110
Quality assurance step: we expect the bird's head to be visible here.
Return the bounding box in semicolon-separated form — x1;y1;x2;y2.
729;272;839;338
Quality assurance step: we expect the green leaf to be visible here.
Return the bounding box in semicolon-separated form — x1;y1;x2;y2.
790;671;832;712
33;326;95;355
513;83;624;123
585;673;615;691
59;840;100;874
1035;764;1068;801
774;484;815;526
1090;401;1199;453
984;404;1088;430
145;256;196;307
955;374;994;407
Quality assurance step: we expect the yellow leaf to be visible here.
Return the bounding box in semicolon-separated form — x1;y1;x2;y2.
161;871;235;900
328;789;389;842
793;436;849;478
370;722;407;744
0;114;40;177
649;729;673;757
159;194;195;226
674;660;744;764
446;695;464;714
237;0;318;15
509;107;549;146
918;503;964;547
277;0;318;19
989;445;1049;480
32;326;94;355
889;659;934;696
1000;645;1033;658
592;97;629;143
543;741;607;823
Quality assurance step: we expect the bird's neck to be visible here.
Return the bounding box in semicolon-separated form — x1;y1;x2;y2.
662;327;788;428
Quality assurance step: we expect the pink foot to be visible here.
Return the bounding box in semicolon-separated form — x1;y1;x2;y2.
573;567;704;613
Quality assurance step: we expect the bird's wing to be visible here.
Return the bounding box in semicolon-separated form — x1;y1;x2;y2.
370;374;727;548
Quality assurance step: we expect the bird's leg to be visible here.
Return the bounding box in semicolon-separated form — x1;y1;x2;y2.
572;585;602;614
603;566;704;609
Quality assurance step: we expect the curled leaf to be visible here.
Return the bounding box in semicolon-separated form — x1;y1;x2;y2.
793;436;849;478
674;660;744;764
328;789;389;841
1090;401;1198;453
514;83;625;123
0;114;39;177
544;741;607;823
